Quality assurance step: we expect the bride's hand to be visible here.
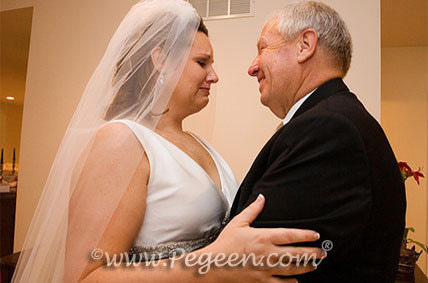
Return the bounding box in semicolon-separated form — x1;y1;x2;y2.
205;194;325;282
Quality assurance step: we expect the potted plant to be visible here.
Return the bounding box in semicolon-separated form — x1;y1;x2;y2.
395;162;427;283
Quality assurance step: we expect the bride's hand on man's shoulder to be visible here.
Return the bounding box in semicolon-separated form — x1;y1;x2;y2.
207;194;325;282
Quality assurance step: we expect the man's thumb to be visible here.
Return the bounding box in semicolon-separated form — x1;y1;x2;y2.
231;194;265;226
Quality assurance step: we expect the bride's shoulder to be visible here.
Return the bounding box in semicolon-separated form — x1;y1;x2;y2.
98;120;133;135
92;121;142;153
70;121;148;191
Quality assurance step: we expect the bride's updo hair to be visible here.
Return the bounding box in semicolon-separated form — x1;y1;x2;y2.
198;18;208;36
104;17;208;121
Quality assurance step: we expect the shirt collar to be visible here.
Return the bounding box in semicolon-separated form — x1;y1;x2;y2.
282;88;317;125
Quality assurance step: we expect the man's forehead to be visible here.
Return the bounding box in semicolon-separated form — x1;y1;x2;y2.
262;18;278;35
258;18;279;45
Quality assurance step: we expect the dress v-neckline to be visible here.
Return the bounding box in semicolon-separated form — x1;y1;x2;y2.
150;129;223;192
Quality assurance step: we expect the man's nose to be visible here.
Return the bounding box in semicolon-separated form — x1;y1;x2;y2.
248;57;259;77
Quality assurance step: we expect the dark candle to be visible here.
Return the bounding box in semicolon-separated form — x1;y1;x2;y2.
12;148;16;174
0;148;3;178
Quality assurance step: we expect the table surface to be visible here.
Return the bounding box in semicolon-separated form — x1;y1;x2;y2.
0;192;15;199
416;264;428;283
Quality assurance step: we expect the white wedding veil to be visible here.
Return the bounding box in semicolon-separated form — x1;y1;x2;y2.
13;0;201;281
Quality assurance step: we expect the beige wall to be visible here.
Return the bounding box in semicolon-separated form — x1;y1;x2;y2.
0;102;23;166
381;47;428;274
0;5;32;171
0;0;33;11
11;0;381;253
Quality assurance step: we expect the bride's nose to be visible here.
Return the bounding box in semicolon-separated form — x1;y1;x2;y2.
207;68;219;84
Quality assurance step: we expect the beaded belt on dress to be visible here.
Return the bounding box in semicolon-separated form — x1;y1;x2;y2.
129;211;230;262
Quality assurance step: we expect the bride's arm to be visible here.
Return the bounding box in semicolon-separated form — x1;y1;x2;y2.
67;123;324;283
65;122;150;282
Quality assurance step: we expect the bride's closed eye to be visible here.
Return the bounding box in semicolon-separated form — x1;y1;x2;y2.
197;60;206;67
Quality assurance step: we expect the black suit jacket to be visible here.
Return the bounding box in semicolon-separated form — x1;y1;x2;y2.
230;78;406;282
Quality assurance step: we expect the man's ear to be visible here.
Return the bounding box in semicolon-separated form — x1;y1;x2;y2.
151;47;165;72
296;28;318;63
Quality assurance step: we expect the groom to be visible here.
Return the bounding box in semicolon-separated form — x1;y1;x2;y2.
230;2;406;282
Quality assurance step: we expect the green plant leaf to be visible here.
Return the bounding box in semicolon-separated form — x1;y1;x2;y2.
408;239;428;253
403;227;415;244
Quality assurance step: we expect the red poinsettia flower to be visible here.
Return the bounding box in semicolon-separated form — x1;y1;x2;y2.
398;162;412;179
413;170;425;185
398;161;425;184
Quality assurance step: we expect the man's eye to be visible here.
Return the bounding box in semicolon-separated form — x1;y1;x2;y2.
198;61;206;67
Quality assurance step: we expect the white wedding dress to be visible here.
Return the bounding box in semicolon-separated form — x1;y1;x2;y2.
114;120;238;260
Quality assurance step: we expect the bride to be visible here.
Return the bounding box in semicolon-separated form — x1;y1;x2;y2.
13;1;324;282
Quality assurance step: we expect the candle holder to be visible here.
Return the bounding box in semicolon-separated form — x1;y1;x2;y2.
0;148;3;183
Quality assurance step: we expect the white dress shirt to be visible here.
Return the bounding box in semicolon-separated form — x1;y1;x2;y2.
282;89;317;126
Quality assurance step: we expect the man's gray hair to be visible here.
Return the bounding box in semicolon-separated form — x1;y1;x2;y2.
277;1;352;75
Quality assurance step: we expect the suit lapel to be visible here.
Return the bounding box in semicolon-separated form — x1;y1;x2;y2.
292;77;349;121
231;78;351;217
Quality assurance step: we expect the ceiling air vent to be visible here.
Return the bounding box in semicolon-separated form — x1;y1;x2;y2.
188;0;254;20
